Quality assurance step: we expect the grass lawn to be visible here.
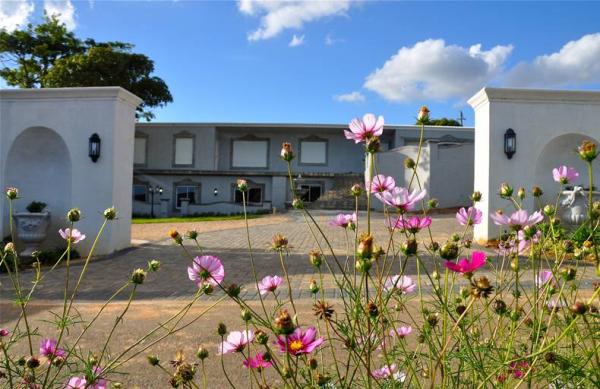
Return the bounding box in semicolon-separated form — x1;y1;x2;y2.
131;214;264;224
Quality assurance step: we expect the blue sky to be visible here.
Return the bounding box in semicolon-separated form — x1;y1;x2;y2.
2;1;600;126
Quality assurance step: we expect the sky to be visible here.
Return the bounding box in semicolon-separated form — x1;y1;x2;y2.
1;1;600;126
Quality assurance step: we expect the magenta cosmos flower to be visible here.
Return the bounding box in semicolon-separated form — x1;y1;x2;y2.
345;113;384;143
456;207;482;226
389;326;412;338
243;352;272;369
445;251;486;274
375;187;427;212
276;327;324;356
367;174;395;193
188;255;225;287
0;328;8;337
219;330;254;354
59;228;85;244
39;338;65;359
65;377;87;389
65;368;106;389
328;213;356;228
552;165;579;184
258;275;283;295
384;275;416;294
490;209;543;230
389;215;432;233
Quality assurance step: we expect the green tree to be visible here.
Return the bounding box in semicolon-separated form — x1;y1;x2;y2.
0;16;172;120
415;117;462;126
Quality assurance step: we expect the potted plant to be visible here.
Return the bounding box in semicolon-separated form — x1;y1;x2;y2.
559;186;600;225
12;201;50;257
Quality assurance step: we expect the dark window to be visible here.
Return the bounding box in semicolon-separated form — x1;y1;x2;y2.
133;185;147;202
176;185;198;208
300;185;322;203
235;187;263;204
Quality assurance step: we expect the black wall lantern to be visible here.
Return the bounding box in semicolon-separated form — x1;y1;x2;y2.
504;128;516;159
213;188;219;196
89;133;101;163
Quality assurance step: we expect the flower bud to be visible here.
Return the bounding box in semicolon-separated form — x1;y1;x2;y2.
240;308;252;322
274;309;295;335
591;201;600;219
130;268;146;285
26;356;40;369
255;330;269;345
510;257;520;272
367;302;379;318
578;140;598;162
148;259;161;272
226;283;241;298
456;305;466;315
366;137;380;153
147;355;160;366
309;279;319;294
5;187;18;200
309;250;323;268
3;242;16;254
308;358;318;370
543;204;555;216
186;230;198;240
404;157;416;169
400;238;418;256
236;179;248;192
517;187;526;200
67;208;81;222
103;207;117;220
570;301;588;315
292;198;303;209
451;233;460;242
217;323;227;336
201;283;214;295
417;106;430;122
357;233;374;259
350;184;362;197
355;258;372;274
471;191;482;202
196;347;209;360
316;373;331;386
427;198;439;209
494;300;507;315
532;186;543;198
271;233;288;251
560;267;576;281
460;287;470;299
440;242;458;260
168;230;183;244
280;142;294;162
544;352;556;364
499;183;513;198
431;270;441;280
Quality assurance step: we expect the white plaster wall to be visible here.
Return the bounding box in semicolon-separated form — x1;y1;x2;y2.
0;87;142;255
469;87;600;242
428;143;474;208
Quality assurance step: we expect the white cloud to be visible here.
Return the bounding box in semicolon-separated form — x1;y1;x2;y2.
364;39;513;102
505;33;600;87
0;0;34;31
289;34;305;47
44;0;76;30
238;0;354;41
333;91;365;103
325;33;344;46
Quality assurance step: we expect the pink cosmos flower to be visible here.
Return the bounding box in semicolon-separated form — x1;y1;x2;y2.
367;174;395;193
59;228;85;244
490;210;544;230
187;255;225;287
0;328;8;337
328;213;356;228
89;367;107;389
219;330;254;354
345;113;384;143
456;207;482;226
389;215;432;233
445;251;486;274
258;275;283;295
552;165;579;184
375;187;427;212
243;352;272;369
516;229;542;255
371;364;397;379
535;270;554;287
276;327;324;356
39;338;65;359
65;377;87;389
389;326;412;338
384;275;416;294
509;360;530;379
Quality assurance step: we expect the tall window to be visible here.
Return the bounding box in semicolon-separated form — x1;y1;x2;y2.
174;132;194;167
132;184;147;202
300;138;327;165
232;137;268;168
175;185;199;208
134;136;147;165
234;184;263;205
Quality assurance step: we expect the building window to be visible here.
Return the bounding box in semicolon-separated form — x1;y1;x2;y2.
173;132;194;166
134;136;147;165
175;185;199;208
232;137;268;168
300;138;327;165
132;184;147;202
300;184;322;203
234;185;263;205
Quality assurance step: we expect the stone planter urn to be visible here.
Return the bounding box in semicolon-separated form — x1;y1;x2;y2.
559;186;600;225
12;212;51;257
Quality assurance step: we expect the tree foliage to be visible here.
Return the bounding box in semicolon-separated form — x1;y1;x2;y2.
0;16;172;120
416;117;463;126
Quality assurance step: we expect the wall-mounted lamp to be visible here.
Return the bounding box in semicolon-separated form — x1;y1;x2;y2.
213;188;219;196
89;133;101;163
504;128;516;159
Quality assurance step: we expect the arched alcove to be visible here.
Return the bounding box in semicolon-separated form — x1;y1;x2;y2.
4;127;72;245
534;133;600;205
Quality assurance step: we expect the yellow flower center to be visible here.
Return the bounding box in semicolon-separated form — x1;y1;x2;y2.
289;340;303;353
